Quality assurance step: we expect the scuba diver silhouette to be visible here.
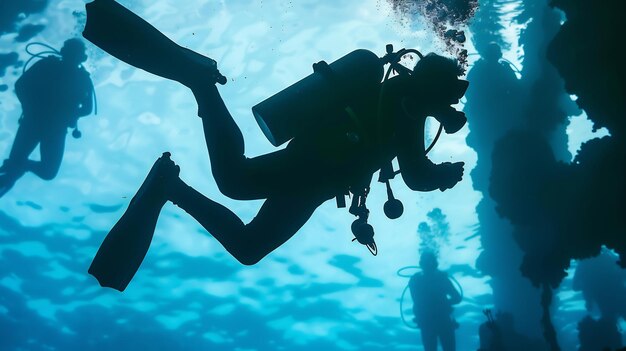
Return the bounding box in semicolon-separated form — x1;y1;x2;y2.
0;38;94;198
409;251;461;351
464;42;522;159
82;0;468;291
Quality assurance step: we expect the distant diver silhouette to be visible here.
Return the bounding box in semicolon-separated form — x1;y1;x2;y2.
82;0;468;291
409;251;462;351
0;39;94;198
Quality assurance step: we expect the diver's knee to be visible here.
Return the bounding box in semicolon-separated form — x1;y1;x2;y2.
38;167;59;180
215;175;253;200
230;242;268;266
215;180;240;199
40;174;54;181
234;251;265;266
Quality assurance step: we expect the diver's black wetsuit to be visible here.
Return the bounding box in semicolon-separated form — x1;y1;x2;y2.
16;56;92;176
410;268;461;351
166;78;448;265
81;0;466;268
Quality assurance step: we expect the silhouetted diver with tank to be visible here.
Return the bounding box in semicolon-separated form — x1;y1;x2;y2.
0;38;94;197
409;251;461;351
82;0;469;291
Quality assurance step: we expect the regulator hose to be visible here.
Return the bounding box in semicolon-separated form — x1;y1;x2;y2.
400;284;419;329
397;266;420;329
23;42;60;73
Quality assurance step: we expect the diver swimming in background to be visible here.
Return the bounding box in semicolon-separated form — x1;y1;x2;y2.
82;0;469;291
0;38;94;198
409;251;461;351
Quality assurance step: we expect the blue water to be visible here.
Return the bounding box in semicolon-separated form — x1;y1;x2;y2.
0;1;599;350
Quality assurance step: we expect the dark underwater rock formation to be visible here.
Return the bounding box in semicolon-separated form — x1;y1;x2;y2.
388;0;479;68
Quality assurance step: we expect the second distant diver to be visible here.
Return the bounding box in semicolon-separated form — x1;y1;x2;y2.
0;38;94;197
82;0;468;290
410;251;462;351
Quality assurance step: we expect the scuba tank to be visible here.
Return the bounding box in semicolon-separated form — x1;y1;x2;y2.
251;49;384;146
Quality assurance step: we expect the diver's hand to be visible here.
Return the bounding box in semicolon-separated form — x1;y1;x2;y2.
435;161;464;191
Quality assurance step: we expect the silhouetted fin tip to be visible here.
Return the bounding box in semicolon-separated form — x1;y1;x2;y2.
87;268;126;292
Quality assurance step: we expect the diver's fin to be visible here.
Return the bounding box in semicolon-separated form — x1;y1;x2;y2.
88;152;179;291
83;0;226;85
0;166;25;198
0;175;17;198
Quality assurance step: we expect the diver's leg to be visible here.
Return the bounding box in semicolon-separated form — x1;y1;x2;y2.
25;128;65;180
191;85;295;200
4;121;39;173
194;84;245;176
0;121;39;196
420;327;437;351
167;177;322;265
440;325;456;351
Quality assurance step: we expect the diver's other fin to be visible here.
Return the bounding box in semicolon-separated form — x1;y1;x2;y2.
0;167;26;199
0;175;17;198
88;152;178;291
83;0;226;85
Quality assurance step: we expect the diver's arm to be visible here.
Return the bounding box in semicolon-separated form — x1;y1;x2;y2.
396;112;436;191
398;149;440;192
75;75;94;118
396;116;464;192
75;92;93;117
446;275;462;305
